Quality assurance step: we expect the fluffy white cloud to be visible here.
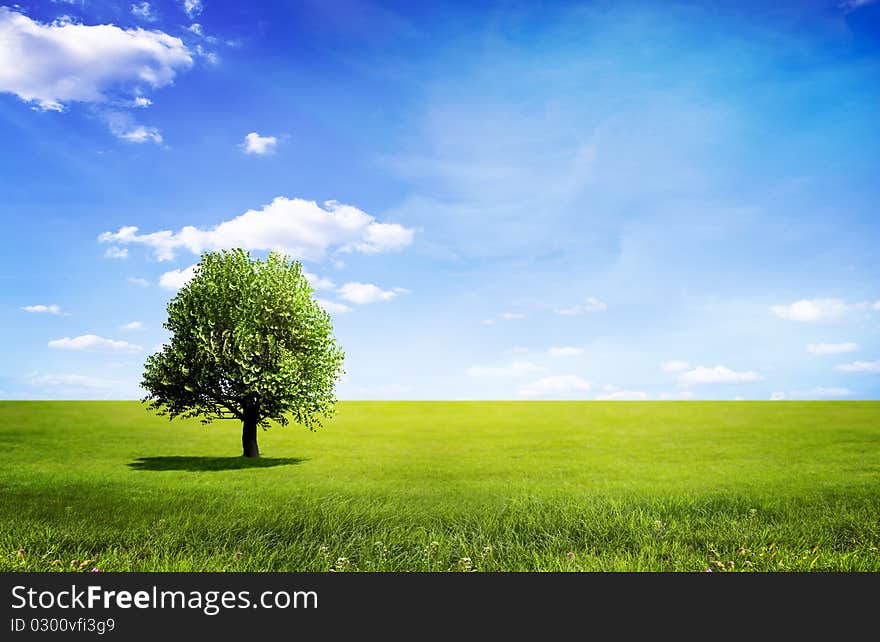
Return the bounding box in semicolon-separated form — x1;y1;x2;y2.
467;362;547;378
21;304;62;314
48;334;142;352
596;389;648;400
159;264;197;290
661;360;690;372
517;375;592;397
131;2;157;21
127;277;149;286
807;342;859;355
554;297;607;316
337;282;406;304
104;246;128;259
303;272;335;290
0;8;192;111
771;298;850;322
99;197;414;262
241;132;277;155
548;346;583;357
316;299;351;314
679;365;763;385
183;0;203;19
121;321;143;330
835;361;880;373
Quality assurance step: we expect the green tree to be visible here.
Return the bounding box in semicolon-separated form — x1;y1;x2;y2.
142;249;344;457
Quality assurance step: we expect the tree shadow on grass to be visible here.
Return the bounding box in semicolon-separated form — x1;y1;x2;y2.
127;456;306;472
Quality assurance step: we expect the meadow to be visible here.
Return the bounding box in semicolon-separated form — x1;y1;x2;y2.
1;401;878;572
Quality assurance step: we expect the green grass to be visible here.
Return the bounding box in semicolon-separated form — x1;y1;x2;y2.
1;401;878;572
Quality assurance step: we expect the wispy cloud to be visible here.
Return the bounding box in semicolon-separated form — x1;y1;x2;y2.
21;304;63;315
316;299;352;314
596;389;648;400
661;360;690;373
467;362;547;378
548;346;583;357
835;361;880;373
771;298;880;322
337;282;406;304
679;365;763;385
48;334;141;352
554;297;607;316
104;246;128;259
517;375;592;397
807;342;858;355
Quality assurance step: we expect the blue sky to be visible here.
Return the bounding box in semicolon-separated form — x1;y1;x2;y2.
1;0;879;400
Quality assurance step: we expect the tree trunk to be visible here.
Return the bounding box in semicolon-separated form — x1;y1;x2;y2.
242;412;259;458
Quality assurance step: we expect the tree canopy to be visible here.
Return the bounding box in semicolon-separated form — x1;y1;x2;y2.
141;249;345;456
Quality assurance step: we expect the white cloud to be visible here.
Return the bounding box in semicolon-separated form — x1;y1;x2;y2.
183;0;203;19
679;365;763;385
467;362;547;379
130;2;157;21
103;110;163;144
241;132;277;155
316;299;352;314
787;387;853;398
770;298;849;322
187;23;203;37
548;346;583;357
133;96;152;107
480;319;496;326
770;391;785;400
159;264;197;290
104;246;128;259
499;312;525;320
337;282;405;304
303;271;335;290
659;390;696;400
0;8;192;112
596;389;648;400
835;361;880;373
114;123;162;144
807;342;859;355
517;375;592;397
21;304;62;314
121;321;143;331
24;373;117;391
128;277;149;286
554;296;607;316
839;0;878;12
661;360;690;373
98;197;414;262
48;334;142;352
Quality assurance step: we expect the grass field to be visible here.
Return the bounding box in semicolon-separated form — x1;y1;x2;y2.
1;400;878;572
